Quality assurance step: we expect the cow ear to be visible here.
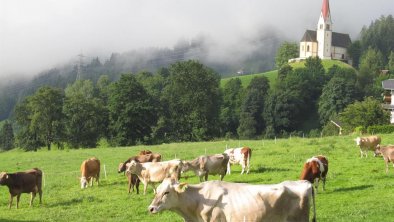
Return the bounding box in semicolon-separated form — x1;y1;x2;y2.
175;183;188;193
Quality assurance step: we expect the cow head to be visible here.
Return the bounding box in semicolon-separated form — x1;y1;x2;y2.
148;178;187;214
374;145;382;156
0;172;9;185
354;137;362;146
125;160;139;174
118;163;126;173
80;176;88;189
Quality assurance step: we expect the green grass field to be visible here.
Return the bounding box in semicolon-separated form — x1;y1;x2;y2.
1;134;394;221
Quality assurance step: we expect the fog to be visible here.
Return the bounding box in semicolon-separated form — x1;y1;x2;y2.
1;0;393;79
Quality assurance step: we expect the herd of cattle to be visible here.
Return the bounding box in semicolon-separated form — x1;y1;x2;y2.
1;135;394;222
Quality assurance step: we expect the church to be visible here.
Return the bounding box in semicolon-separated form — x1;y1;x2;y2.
298;0;352;62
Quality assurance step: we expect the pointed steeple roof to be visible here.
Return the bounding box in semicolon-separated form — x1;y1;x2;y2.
321;0;330;21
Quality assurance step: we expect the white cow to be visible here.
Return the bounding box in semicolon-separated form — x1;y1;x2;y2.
224;147;251;174
148;178;316;222
126;159;182;195
354;136;381;158
181;153;229;182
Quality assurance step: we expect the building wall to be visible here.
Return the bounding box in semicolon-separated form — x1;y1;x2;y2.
331;46;348;60
299;41;318;59
316;14;332;59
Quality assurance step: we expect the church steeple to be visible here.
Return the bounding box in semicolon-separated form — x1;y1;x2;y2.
316;0;332;59
321;0;331;21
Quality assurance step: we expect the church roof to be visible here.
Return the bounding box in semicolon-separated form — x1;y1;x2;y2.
300;30;351;48
300;30;317;42
332;32;352;48
321;0;331;21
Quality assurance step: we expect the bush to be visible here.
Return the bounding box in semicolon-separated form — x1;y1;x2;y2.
354;126;366;135
367;125;394;134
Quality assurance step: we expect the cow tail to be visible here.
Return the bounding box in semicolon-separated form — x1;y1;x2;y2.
311;185;316;222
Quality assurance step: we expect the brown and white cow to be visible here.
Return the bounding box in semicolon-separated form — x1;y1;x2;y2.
148;178;316;222
80;157;100;189
374;145;394;173
117;152;162;194
126;159;183;195
224;147;251;174
181;153;229;182
0;168;43;209
354;136;381;158
300;155;329;192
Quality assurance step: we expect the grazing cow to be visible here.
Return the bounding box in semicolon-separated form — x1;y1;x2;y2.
181;153;229;182
139;150;153;155
80;157;100;189
354;136;381;158
148;178;316;222
0;168;43;209
374;145;394;173
126;159;183;195
224;147;252;174
300;155;329;192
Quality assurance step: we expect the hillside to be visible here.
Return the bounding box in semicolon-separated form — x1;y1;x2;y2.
220;59;354;87
0;134;393;221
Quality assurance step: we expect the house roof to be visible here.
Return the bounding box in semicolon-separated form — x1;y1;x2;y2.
300;30;317;42
382;79;394;90
321;0;331;21
300;30;351;48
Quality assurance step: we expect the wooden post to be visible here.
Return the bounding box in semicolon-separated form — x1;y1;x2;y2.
104;164;107;179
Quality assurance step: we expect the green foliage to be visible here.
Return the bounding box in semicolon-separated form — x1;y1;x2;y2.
275;42;299;68
238;76;270;138
348;40;362;68
339;97;390;132
0;121;14;150
360;15;394;61
163;60;221;141
367;125;394;134
108;74;157;146
63;80;107;148
220;78;244;137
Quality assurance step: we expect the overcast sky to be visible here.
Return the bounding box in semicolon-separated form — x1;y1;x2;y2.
1;0;393;79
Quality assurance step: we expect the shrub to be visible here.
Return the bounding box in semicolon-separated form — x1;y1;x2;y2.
367;125;394;134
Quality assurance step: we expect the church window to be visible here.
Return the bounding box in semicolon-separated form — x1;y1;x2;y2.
320;24;323;29
326;24;330;30
307;45;310;52
302;45;304;51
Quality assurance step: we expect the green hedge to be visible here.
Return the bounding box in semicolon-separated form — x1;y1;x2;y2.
367;125;394;134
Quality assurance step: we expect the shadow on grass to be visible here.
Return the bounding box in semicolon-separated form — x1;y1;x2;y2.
47;197;84;207
333;184;373;192
255;166;290;173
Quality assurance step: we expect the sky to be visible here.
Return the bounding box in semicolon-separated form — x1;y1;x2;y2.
1;0;393;79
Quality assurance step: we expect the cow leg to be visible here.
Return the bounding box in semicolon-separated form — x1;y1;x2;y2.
226;162;231;175
143;182;148;195
96;173;100;186
38;189;42;204
128;175;132;193
16;194;21;209
135;178;140;194
204;173;208;181
8;194;14;209
322;177;326;191
314;178;319;192
30;192;36;207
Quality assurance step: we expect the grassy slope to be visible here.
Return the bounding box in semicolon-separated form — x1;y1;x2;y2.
220;60;353;88
0;134;394;221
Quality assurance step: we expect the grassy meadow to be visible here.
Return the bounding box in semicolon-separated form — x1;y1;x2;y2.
1;134;394;221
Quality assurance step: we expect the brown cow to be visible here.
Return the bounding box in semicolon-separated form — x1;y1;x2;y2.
374;145;394;173
181;153;229;182
139;150;153;155
300;155;329;192
80;157;100;189
0;168;43;209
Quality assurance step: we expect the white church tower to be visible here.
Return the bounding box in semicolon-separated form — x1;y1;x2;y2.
316;0;332;59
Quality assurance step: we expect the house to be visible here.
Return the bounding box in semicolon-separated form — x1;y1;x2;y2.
382;79;394;124
295;0;352;63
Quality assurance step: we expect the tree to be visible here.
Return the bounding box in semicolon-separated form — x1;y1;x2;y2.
388;51;394;74
0;121;14;150
108;74;157;146
318;74;358;124
339;97;389;132
275;42;299;68
348;40;362;68
358;47;385;97
163;60;221;141
63;80;107;148
220;78;243;137
238;76;270;138
28;87;64;150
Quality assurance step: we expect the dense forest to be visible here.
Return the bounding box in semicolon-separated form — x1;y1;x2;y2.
1;15;394;151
